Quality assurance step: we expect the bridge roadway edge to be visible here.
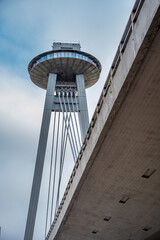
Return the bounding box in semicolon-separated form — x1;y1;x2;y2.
47;1;160;239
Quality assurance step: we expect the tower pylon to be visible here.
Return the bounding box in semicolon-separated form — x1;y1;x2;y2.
24;42;101;240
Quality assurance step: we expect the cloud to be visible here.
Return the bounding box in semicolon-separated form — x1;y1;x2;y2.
0;0;136;239
0;66;45;239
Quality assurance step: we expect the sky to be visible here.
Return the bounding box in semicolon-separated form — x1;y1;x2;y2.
0;0;135;239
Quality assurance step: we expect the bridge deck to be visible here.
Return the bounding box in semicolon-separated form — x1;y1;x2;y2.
47;1;160;240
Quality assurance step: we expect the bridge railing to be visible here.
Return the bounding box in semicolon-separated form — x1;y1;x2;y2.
46;0;145;238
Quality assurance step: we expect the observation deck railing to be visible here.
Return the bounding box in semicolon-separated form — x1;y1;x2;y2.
32;51;97;68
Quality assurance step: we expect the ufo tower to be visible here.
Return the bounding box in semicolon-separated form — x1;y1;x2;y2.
24;42;101;240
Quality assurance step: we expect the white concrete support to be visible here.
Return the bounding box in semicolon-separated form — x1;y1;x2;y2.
76;74;89;141
24;73;57;240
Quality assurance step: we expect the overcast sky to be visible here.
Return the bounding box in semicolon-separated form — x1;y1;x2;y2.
0;0;135;239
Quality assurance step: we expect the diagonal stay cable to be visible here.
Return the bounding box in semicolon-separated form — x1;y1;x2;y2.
50;111;60;224
60;113;68;171
56;106;72;211
59;113;65;178
61;88;78;159
57;112;69;190
60;94;73;175
55;88;77;212
61;115;68;172
66;88;79;155
70;88;82;148
44;112;56;239
62;89;77;159
55;113;64;211
58;88;76;161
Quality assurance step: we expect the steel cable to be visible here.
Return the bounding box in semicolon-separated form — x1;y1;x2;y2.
44;112;56;239
58;88;76;161
50;111;60;223
61;88;77;159
66;88;79;155
55;114;64;211
70;88;82;148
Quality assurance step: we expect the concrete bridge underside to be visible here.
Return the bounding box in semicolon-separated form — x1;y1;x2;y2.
48;1;160;240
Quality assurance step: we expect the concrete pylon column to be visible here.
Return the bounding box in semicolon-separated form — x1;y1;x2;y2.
76;74;89;141
24;73;57;240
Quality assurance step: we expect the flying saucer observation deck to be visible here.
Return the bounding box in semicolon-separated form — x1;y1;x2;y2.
28;50;101;90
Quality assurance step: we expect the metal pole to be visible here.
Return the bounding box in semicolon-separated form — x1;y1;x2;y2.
24;73;57;240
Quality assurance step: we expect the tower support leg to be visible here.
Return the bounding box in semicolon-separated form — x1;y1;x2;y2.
24;73;57;240
76;74;89;141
